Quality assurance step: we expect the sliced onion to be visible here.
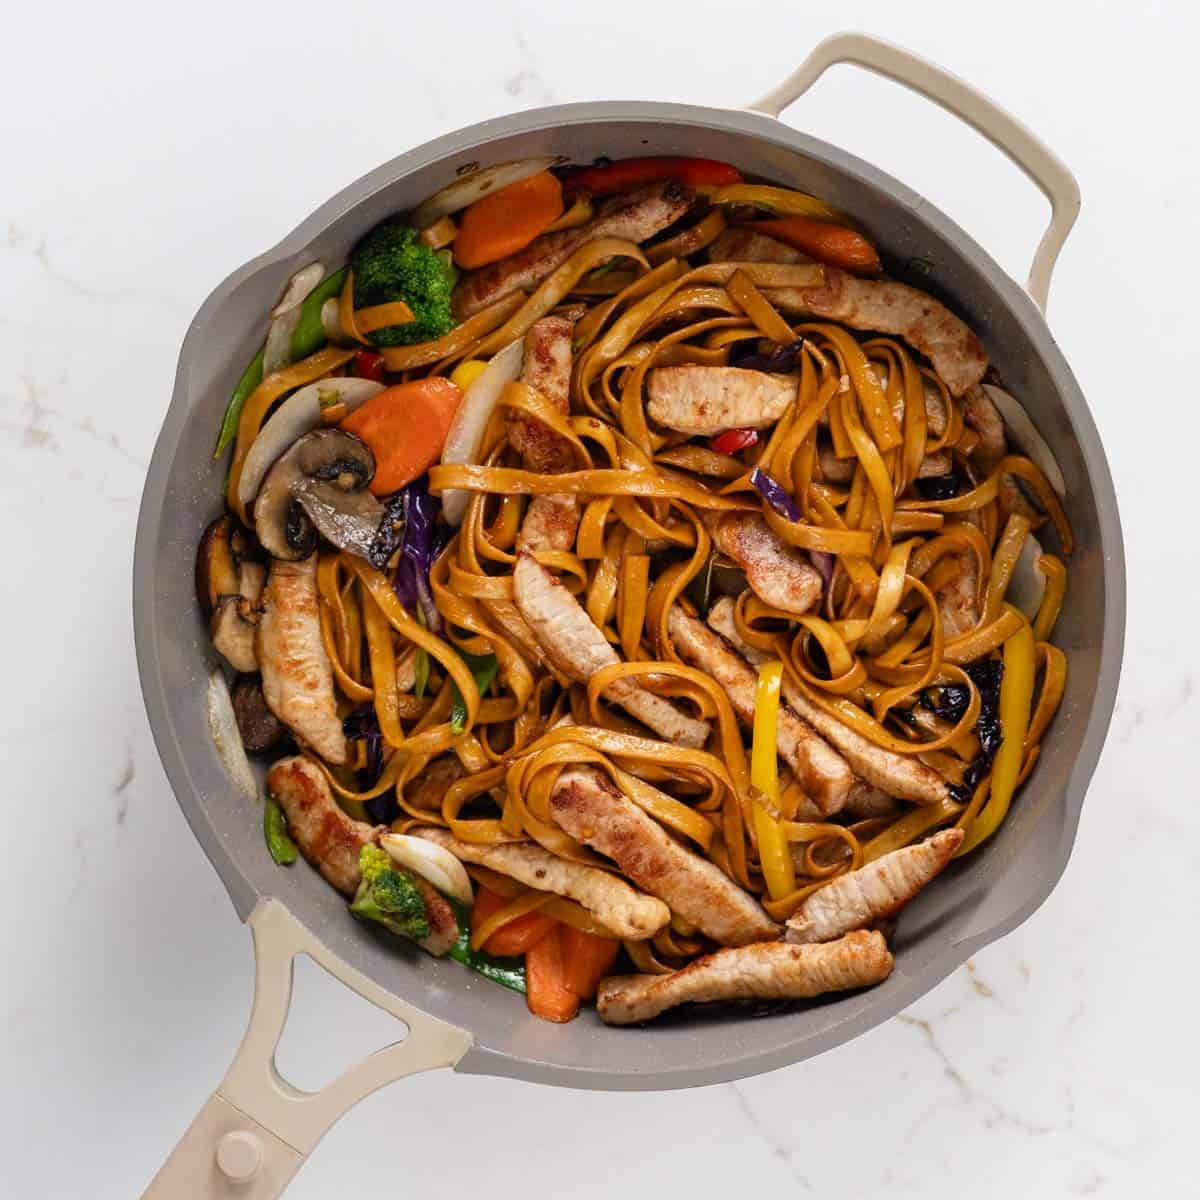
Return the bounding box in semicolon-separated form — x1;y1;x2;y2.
206;669;258;802
380;833;474;906
236;377;385;510
1007;532;1046;620
411;157;562;231
263;263;326;373
440;338;524;525
320;297;342;343
983;384;1066;498
270;262;325;319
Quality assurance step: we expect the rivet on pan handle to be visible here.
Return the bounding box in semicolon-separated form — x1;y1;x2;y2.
748;31;1080;313
140;898;473;1199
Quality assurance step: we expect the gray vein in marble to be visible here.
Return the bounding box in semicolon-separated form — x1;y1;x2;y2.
115;751;135;826
726;1082;813;1191
507;29;557;104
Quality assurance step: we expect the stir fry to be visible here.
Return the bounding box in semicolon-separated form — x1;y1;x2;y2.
199;154;1070;1025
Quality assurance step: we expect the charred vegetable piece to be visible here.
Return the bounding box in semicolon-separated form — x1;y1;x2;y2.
349;844;430;940
350;223;457;347
730;337;804;374
264;796;298;865
230;674;288;754
561;156;741;196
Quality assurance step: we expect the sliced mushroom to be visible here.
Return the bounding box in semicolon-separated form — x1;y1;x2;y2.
254;429;387;562
196;516;267;671
229;673;288;754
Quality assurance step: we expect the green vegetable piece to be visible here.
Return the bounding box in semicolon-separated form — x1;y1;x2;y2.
450;651;500;734
350;844;430;940
290;267;349;361
414;647;430;700
214;347;264;457
351;222;457;347
264;796;298;865
213;266;348;458
446;899;526;994
686;552;716;618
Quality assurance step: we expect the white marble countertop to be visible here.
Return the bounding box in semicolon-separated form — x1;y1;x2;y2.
2;2;1195;1196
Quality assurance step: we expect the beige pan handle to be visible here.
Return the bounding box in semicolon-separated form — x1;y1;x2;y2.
141;899;473;1199
749;31;1080;312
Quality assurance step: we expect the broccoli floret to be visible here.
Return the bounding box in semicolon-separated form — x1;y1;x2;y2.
350;844;430;940
350;222;457;347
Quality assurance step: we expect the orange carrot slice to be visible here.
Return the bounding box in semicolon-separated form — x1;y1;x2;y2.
339;378;461;496
743;217;881;274
560;927;621;1000
453;171;564;270
525;926;579;1023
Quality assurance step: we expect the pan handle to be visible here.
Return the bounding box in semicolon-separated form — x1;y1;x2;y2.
140;898;473;1199
748;31;1080;313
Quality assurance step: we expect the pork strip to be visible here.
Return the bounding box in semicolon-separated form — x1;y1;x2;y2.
267;756;457;956
646;365;798;436
704;511;822;617
668;605;853;816
550;766;779;946
513;552;710;748
257;555;348;765
707;228;808;264
786;828;963;944
403;755;465;813
452;181;694;318
597;930;893;1024
707;597;950;805
415;827;669;940
763;268;987;397
935;553;980;639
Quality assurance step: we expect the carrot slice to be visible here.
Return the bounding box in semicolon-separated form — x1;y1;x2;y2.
525;926;579;1023
339;378;462;496
470;886;556;956
560;927;621;1000
743;217;881;275
453;171;564;270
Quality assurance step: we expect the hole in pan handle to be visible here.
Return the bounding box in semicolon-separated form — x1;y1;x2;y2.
139;898;474;1199
747;31;1080;314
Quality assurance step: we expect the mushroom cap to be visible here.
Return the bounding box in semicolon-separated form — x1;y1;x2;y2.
254;429;383;561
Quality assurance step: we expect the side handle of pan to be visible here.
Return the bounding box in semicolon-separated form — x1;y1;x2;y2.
140;898;473;1199
748;31;1080;313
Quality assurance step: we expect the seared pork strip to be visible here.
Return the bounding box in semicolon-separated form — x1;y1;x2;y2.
257;555;348;765
513;552;710;748
935;554;980;639
704;512;822;617
597;930;893;1024
668;605;853;816
452;181;694;318
786;828;963;944
403;755;465;813
267;756;457;956
707;597;950;805
550;766;779;946
416;827;670;940
962;383;1006;473
761;268;986;397
707;228;808;264
646;365;798;436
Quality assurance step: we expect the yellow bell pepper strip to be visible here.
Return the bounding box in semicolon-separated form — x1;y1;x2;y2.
449;359;489;390
1032;554;1068;641
226;345;358;519
708;183;848;224
957;610;1036;855
751;660;797;900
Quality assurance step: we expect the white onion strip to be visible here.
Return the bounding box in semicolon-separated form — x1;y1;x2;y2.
381;833;474;906
206;669;258;803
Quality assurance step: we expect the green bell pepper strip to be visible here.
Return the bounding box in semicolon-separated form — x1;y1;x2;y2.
212;266;349;457
264;796;299;865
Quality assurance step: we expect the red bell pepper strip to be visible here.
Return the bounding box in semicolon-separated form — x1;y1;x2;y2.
711;428;759;454
561;156;742;197
353;350;386;383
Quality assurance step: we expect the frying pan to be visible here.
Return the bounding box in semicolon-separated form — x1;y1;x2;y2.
134;32;1125;1197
